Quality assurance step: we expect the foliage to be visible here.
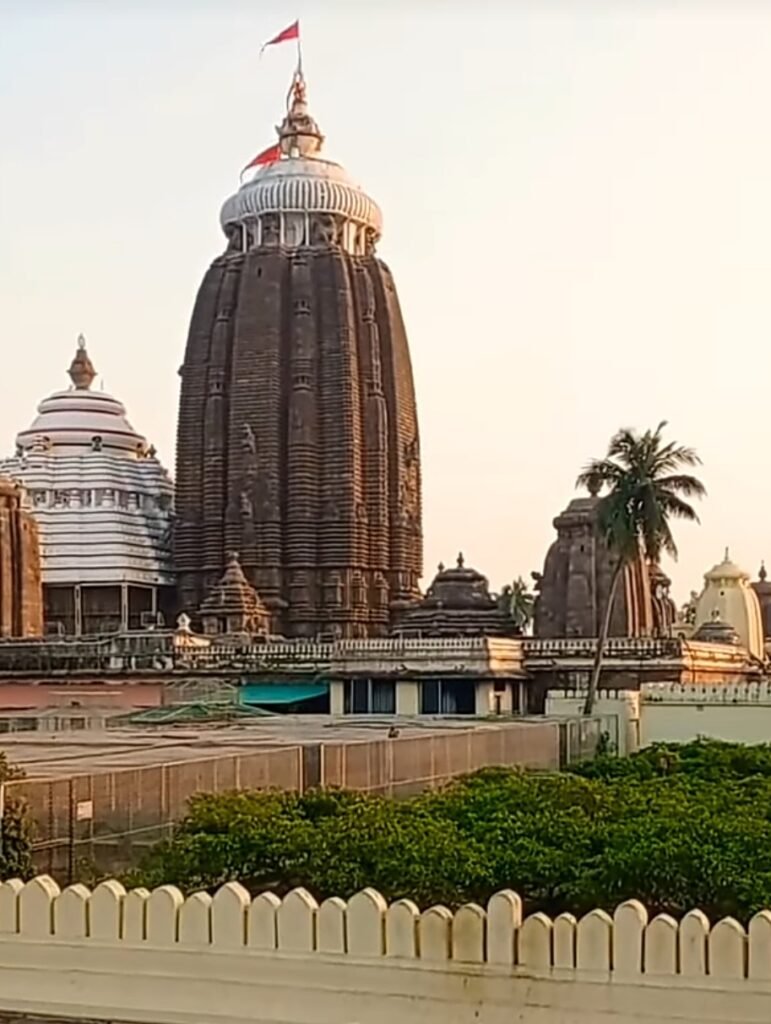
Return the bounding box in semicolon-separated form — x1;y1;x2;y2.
130;740;771;923
576;422;706;713
0;752;32;879
497;577;535;633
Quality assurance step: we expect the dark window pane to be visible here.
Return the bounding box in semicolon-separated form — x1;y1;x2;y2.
372;680;395;714
420;680;439;714
441;680;475;715
352;679;370;713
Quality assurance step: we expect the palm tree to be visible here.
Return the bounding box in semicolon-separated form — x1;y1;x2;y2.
498;577;535;634
576;422;706;716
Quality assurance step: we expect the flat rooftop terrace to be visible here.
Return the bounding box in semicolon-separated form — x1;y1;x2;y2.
0;715;546;780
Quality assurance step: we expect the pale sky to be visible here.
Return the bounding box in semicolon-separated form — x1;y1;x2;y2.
1;0;770;604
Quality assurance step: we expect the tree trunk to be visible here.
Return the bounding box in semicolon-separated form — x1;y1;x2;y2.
583;559;625;716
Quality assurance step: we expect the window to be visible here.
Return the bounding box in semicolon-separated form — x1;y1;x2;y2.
420;680;476;715
343;678;395;714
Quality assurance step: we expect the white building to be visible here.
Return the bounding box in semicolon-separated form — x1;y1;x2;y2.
0;337;174;635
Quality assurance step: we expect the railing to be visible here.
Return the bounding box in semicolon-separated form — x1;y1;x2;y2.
0;630;750;676
523;637;685;659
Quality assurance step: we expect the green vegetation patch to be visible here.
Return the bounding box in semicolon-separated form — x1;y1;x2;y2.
129;740;771;922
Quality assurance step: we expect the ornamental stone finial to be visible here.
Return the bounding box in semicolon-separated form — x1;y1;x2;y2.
68;335;96;390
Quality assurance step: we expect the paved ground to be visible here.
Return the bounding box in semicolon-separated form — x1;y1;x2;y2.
0;714;531;778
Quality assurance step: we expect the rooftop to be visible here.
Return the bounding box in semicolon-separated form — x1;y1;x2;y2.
0;715;537;779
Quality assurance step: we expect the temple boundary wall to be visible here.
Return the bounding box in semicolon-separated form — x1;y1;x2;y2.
547;684;771;749
0;876;766;1024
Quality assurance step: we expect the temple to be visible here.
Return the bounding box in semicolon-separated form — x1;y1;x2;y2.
199;552;271;637
175;74;422;638
394;554;520;638
0;337;175;635
532;482;653;638
691;551;764;660
0;477;43;637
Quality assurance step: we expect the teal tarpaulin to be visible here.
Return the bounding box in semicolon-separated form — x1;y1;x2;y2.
240;683;329;705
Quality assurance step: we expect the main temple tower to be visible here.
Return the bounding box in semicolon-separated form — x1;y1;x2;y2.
175;76;422;638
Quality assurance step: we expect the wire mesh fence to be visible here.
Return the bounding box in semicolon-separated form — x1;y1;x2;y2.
2;719;593;880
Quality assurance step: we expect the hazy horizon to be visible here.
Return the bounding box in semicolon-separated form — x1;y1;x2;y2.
2;1;770;605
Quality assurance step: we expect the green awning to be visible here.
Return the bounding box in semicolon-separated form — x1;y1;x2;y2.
240;683;329;706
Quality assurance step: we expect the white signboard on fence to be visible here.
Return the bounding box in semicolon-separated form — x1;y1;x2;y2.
76;800;93;822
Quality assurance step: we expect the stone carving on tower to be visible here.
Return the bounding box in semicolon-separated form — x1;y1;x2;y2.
175;74;422;637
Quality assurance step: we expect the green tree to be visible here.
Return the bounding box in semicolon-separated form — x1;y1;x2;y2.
0;753;33;879
576;422;705;716
127;741;771;922
498;577;535;634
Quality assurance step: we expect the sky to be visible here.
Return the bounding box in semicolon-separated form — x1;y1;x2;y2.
1;0;770;604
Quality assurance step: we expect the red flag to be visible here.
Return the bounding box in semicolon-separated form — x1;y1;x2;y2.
260;20;300;53
241;143;281;176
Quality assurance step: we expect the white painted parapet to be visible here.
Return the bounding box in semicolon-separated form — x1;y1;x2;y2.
0;876;767;1023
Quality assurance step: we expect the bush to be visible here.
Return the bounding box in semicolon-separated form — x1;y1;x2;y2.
129;740;771;922
0;752;32;879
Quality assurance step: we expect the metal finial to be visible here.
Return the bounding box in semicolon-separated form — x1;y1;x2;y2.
760;561;767;582
457;552;465;569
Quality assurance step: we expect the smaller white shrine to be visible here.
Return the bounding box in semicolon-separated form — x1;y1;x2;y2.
691;550;765;660
0;336;174;635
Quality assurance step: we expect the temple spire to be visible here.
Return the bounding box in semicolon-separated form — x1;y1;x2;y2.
68;335;96;391
278;72;324;158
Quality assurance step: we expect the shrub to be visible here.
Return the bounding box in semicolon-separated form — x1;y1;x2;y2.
128;740;771;922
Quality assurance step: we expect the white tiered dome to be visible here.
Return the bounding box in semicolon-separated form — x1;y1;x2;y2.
219;75;382;255
16;350;152;461
0;337;174;591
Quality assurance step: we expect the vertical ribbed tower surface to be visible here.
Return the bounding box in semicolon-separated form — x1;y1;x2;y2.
175;75;422;637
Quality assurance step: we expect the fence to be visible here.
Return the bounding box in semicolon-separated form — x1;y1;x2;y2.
4;720;593;879
0;875;766;1024
321;721;563;795
5;747;303;879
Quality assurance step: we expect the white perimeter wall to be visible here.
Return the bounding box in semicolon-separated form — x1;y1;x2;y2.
548;684;771;748
0;876;769;1024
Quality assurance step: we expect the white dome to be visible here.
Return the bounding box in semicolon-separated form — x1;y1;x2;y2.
219;74;382;255
1;337;174;589
15;335;150;459
17;389;149;458
220;156;382;239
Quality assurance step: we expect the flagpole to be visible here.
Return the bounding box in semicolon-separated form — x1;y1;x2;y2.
296;20;303;77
